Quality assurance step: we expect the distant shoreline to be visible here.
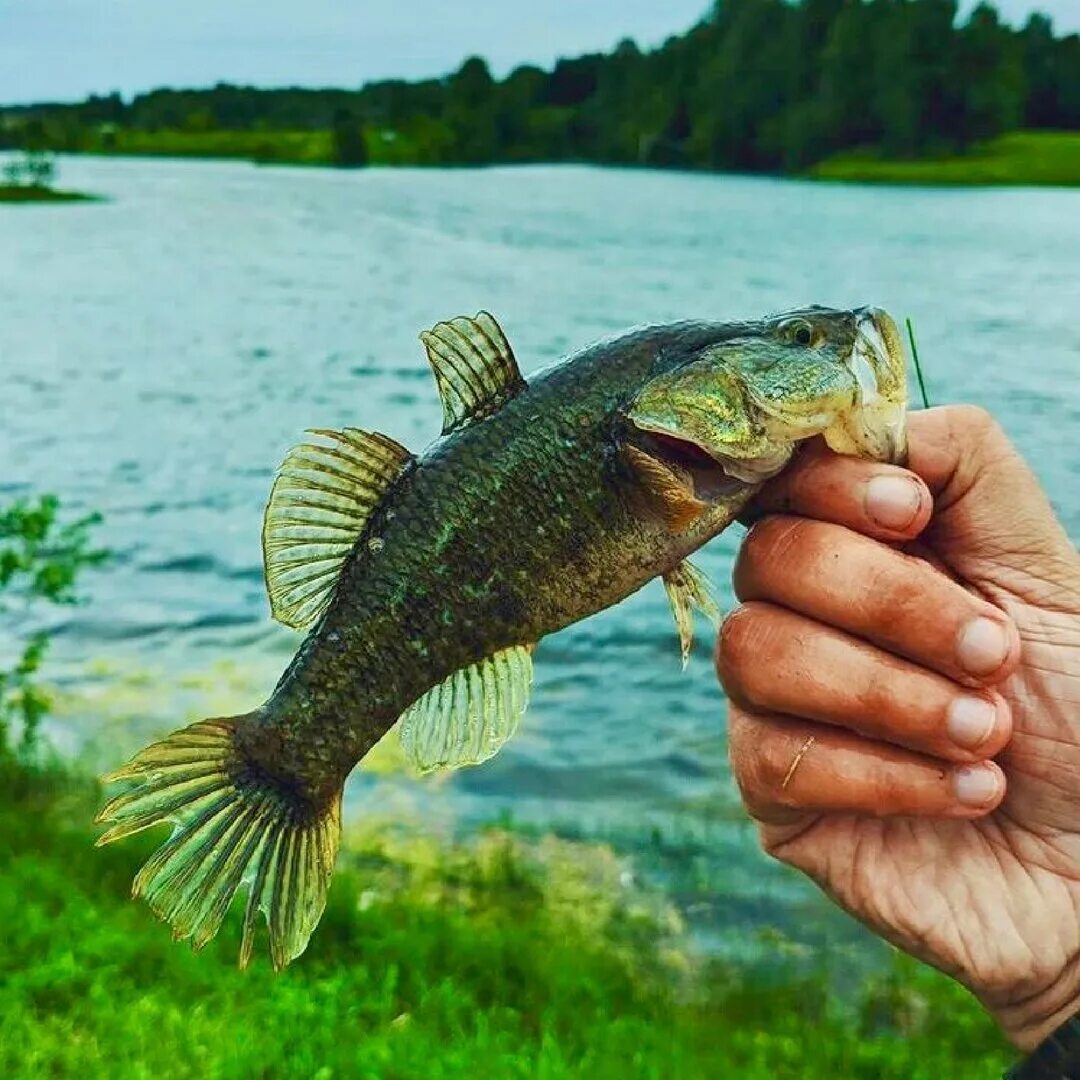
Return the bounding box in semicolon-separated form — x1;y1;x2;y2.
0;183;98;203
17;130;1079;189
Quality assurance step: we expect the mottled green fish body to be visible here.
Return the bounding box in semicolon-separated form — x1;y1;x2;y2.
97;306;908;969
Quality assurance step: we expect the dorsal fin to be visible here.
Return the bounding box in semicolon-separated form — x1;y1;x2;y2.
398;645;534;773
419;312;527;434
262;427;413;629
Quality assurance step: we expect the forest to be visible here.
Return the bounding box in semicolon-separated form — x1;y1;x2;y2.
2;0;1078;173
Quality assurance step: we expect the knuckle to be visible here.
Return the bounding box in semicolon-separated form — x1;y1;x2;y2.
726;707;756;765
950;403;997;437
737;515;821;586
853;663;894;725
860;548;964;631
945;404;1006;458
717;604;801;710
716;604;767;677
727;710;788;803
752;733;801;803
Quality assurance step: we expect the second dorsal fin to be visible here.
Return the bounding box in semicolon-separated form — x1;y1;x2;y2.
262;427;413;629
419;312;526;434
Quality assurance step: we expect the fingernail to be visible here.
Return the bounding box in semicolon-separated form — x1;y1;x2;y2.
956;617;1010;677
946;696;997;750
952;764;1001;807
865;475;922;531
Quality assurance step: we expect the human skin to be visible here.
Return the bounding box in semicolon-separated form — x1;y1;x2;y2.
716;405;1080;1051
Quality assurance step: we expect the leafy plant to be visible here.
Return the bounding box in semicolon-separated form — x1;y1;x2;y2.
2;149;57;189
0;495;106;761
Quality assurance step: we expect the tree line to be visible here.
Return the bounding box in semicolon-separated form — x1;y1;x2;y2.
2;0;1078;172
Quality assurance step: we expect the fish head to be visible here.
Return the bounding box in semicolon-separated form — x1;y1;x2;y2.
623;306;908;513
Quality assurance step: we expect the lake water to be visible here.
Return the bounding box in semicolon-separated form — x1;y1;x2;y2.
2;155;1077;958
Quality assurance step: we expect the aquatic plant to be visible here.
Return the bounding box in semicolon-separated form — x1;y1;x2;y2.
0;495;106;761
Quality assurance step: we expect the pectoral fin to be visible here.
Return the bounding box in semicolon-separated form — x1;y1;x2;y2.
663;561;721;669
420;312;527;434
399;645;534;773
262;427;413;629
621;444;708;533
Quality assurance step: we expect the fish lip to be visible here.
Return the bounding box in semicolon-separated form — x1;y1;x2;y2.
847;308;909;464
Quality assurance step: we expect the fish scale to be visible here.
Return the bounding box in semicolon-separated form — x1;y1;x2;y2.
96;305;909;969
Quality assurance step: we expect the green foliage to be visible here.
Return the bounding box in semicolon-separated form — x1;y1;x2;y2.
2;148;57;189
0;496;105;761
810;129;1080;184
3;0;1078;177
0;770;1017;1079
331;107;368;167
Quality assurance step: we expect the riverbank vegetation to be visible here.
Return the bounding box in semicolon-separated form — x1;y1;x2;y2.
1;0;1078;184
0;493;1019;1076
1;763;1017;1079
812;129;1080;185
0;149;96;202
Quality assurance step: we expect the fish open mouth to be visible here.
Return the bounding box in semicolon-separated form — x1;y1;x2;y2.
627;426;793;503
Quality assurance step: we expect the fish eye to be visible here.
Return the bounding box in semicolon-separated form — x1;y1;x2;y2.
781;319;816;347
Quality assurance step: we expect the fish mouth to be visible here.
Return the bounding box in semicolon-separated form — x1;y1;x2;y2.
627;425;793;501
833;307;909;464
623;306;910;510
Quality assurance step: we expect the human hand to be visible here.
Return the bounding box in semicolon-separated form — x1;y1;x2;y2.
717;405;1080;1051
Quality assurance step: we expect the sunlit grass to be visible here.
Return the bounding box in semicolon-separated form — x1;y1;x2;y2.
811;131;1080;186
0;762;1015;1079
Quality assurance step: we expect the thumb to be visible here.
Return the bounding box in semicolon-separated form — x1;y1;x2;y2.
905;405;1078;610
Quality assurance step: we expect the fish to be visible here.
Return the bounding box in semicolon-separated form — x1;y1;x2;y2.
96;305;908;968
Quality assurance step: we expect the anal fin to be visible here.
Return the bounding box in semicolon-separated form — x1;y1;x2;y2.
399;645;534;773
663;560;721;669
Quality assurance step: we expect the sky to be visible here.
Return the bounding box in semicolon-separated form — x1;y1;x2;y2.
1;0;1077;105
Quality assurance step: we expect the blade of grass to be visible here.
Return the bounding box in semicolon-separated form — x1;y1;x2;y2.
905;317;931;410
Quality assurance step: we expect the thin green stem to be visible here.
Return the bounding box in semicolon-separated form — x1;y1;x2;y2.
905;317;931;410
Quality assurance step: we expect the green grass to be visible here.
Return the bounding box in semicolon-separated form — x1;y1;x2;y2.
100;128;335;165
85;124;455;167
0;184;98;203
35;125;1080;184
0;762;1016;1079
811;130;1080;186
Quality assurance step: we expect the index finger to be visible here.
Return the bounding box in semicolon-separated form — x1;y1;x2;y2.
746;439;933;543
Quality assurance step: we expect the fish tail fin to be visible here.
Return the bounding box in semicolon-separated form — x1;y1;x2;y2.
95;715;341;971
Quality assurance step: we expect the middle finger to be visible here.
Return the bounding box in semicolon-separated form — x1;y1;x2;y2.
716;601;1012;763
734;515;1020;687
